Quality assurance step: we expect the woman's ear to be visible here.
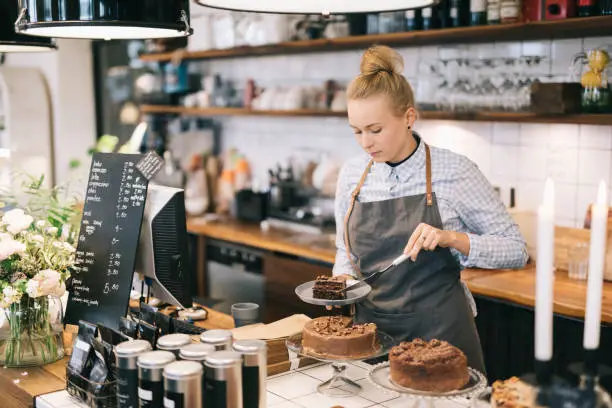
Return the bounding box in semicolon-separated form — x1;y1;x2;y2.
405;107;417;129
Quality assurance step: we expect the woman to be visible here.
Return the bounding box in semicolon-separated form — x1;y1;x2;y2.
333;45;528;373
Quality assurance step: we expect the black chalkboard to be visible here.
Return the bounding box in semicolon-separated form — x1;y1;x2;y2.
65;153;150;330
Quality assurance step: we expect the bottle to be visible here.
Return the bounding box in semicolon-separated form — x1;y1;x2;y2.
405;9;423;30
471;0;488;24
422;6;438;29
601;0;612;14
578;0;599;16
438;0;452;27
487;0;502;22
450;0;470;26
500;0;521;22
163;361;203;408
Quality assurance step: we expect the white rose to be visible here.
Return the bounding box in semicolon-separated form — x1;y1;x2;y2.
36;220;46;229
50;281;66;298
26;279;42;298
62;242;76;253
46;227;59;236
2;286;21;305
32;269;63;297
0;238;25;261
31;234;45;244
3;209;34;235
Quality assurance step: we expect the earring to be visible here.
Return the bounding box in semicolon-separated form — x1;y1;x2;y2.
408;126;411;130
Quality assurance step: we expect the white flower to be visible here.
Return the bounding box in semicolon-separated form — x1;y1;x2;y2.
46;227;58;236
2;209;34;235
30;269;63;297
0;237;25;261
61;225;71;241
26;279;42;298
62;242;75;253
36;220;47;229
2;286;21;305
31;234;45;244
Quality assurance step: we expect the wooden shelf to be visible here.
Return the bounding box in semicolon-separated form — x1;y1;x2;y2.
140;105;612;125
140;16;612;63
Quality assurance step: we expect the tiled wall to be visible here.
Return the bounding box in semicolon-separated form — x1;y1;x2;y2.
191;35;612;228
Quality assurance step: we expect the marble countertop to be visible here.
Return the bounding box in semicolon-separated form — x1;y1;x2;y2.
35;361;474;408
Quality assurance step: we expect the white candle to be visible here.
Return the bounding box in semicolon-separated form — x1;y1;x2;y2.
535;178;555;361
584;180;608;350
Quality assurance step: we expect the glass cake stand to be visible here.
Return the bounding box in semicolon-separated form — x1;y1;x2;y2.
368;362;487;407
286;331;395;398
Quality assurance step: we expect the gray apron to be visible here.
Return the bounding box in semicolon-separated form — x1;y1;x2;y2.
344;143;486;373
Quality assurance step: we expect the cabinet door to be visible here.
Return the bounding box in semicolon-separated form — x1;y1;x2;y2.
263;253;332;323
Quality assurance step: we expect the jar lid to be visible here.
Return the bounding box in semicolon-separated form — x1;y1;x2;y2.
232;339;266;354
138;351;176;369
205;351;242;367
179;343;216;361
163;361;203;380
116;340;152;357
200;330;232;345
157;333;192;350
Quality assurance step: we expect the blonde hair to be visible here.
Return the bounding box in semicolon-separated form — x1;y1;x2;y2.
347;45;416;117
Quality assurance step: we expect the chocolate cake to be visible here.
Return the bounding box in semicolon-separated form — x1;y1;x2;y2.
490;377;537;408
312;275;346;300
302;316;378;359
389;339;469;392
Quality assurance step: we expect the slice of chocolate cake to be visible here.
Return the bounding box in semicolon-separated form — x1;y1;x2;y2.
312;275;346;300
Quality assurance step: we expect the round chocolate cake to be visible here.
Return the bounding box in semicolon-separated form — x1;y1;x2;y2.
389;339;469;392
302;316;378;359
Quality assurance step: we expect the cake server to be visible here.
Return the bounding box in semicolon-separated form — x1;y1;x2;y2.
340;253;411;293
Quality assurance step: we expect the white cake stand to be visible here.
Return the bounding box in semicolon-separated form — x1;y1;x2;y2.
368;362;488;408
286;331;395;398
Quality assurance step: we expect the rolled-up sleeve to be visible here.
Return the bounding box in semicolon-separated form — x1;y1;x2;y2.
453;159;528;269
333;164;358;277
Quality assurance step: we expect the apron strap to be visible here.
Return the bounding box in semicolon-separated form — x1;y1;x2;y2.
343;142;433;275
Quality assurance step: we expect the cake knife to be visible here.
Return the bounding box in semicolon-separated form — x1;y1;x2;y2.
339;253;411;294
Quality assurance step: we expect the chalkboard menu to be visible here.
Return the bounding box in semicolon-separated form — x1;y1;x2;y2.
65;153;150;330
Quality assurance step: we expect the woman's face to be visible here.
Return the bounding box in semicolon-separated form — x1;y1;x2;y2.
347;94;414;163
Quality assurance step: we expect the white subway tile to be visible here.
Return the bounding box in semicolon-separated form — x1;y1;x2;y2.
519;146;548;181
579;125;612;150
578;149;611;186
493;123;521;145
492;146;519;179
494;41;523;59
546;146;579;184
548;124;579;148
583;36;612;53
419;45;439;61
522;40;552;58
555;183;578;220
520;123;550;147
468;43;497;59
517;180;545;212
551;39;582;76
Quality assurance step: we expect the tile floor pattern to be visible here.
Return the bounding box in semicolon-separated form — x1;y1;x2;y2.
36;362;473;408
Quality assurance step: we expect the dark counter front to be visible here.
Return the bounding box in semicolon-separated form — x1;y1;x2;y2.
188;217;612;388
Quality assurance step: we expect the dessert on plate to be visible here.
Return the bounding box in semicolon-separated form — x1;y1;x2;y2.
490;376;537;408
312;275;346;300
389;338;470;392
302;316;378;359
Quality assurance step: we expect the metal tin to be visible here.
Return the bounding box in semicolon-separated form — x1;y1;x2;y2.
233;340;267;408
116;340;153;408
200;330;233;351
157;333;192;356
204;351;243;408
179;343;216;362
163;361;203;408
138;351;176;408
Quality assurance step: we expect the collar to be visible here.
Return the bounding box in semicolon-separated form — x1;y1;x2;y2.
372;133;426;182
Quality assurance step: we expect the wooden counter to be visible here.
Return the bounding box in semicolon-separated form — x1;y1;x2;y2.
0;306;233;408
188;217;612;324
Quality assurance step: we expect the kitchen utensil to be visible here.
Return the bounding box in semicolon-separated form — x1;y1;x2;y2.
340;253;411;294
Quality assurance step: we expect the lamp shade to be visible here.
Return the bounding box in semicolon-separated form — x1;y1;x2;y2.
194;0;436;14
15;0;193;40
0;1;56;52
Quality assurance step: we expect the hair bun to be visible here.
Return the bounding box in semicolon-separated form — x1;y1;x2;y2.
360;45;404;76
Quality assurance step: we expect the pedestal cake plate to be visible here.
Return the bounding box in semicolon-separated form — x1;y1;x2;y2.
368;362;487;408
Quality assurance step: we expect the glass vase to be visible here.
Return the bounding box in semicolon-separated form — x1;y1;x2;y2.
0;295;64;367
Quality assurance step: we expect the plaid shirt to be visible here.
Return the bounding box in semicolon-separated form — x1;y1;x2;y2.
333;137;528;277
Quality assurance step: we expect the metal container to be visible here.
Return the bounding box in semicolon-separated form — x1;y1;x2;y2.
116;339;153;408
156;333;192;357
200;329;233;351
163;361;203;408
179;343;216;362
233;340;267;408
204;351;243;408
138;351;176;408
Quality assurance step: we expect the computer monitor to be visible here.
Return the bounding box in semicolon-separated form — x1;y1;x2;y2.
135;183;193;308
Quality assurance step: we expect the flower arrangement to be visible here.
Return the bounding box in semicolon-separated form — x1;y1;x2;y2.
0;174;81;367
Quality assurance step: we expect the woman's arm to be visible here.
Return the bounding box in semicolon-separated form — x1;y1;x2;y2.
451;158;528;269
332;164;358;277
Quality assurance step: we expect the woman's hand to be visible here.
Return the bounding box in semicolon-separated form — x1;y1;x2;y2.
403;223;456;261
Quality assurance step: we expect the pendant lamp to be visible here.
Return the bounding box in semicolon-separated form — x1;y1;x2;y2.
194;0;436;14
0;1;56;53
15;0;193;40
